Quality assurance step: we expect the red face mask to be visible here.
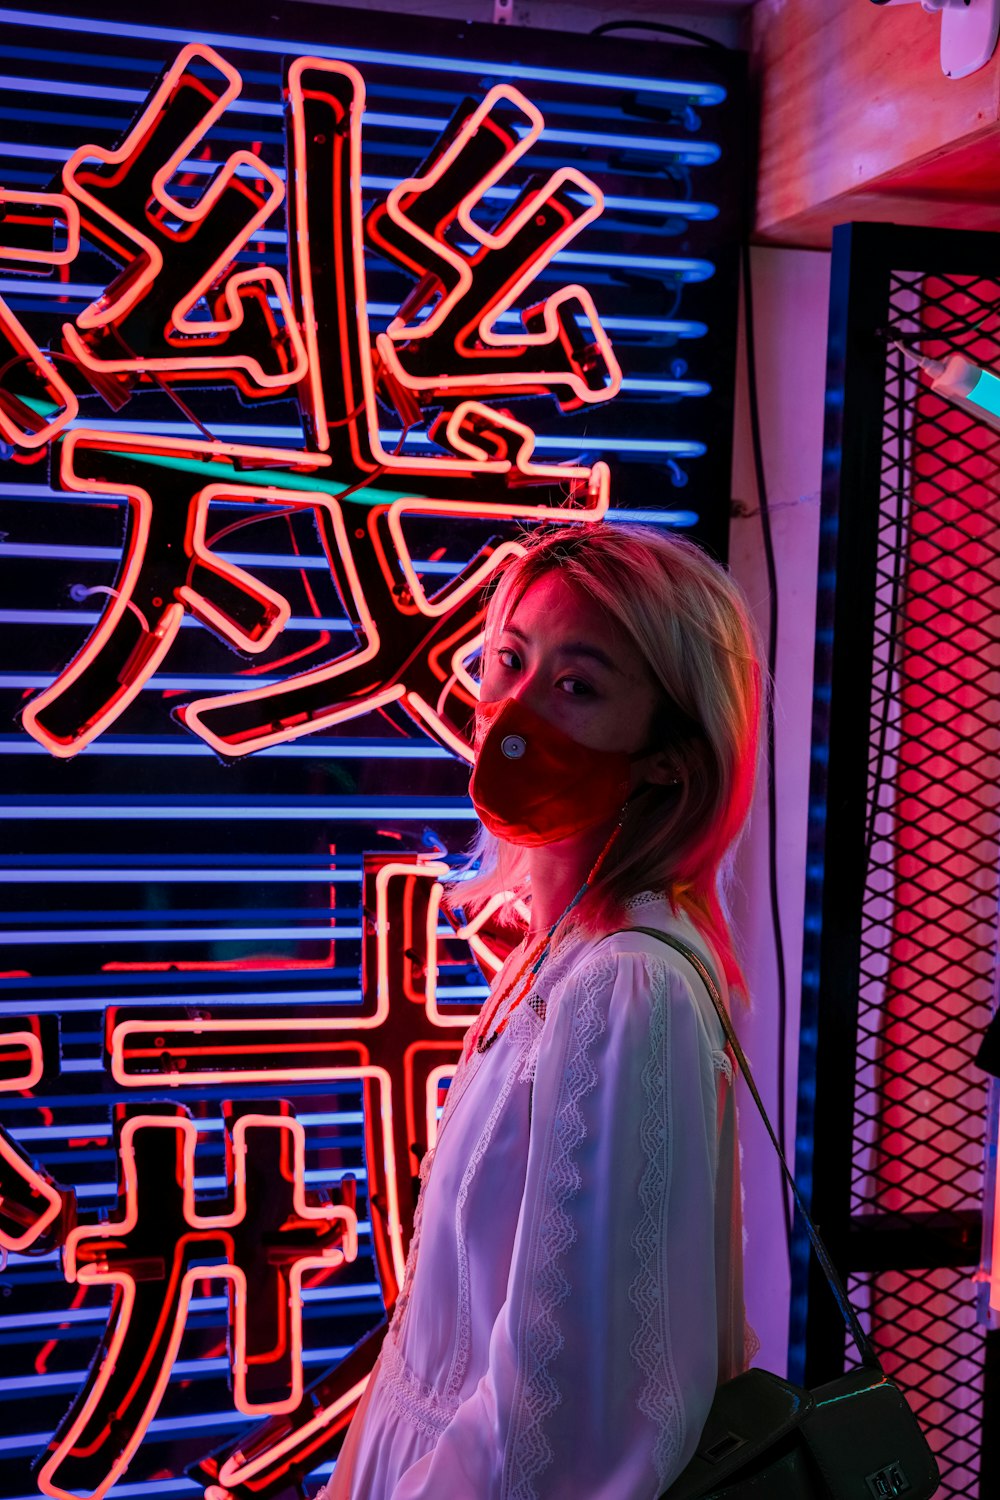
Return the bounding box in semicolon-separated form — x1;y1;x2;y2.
469;696;645;847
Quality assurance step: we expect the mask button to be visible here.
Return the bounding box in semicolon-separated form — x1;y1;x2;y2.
501;734;527;760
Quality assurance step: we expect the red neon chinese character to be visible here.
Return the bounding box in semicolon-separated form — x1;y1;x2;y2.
104;856;513;1302
17;426;523;758
20;428;333;756
366;83;621;417
15;49;618;759
171;58;616;759
59;44;306;406
286;56;618;466
36;1104;357;1500
17;424;607;761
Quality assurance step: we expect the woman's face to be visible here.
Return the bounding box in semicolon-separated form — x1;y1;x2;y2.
479;570;669;780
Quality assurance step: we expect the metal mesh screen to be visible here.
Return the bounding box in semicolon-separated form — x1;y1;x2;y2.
847;1268;985;1500
850;269;1000;1498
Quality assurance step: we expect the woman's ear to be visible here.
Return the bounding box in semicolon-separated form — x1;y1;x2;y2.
639;750;681;787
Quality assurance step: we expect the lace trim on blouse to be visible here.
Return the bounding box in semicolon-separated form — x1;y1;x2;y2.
712;1048;734;1084
627;959;683;1487
396;992;543;1380
623;888;669;912
445;1018;529;1398
504;950;610;1500
380;1326;460;1440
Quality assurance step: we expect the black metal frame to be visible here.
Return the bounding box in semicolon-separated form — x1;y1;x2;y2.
795;221;1000;1498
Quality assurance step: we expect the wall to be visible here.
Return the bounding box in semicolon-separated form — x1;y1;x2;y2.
303;0;747;48
728;245;831;1372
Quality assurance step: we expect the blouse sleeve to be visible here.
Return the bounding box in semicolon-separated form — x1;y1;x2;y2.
388;942;727;1500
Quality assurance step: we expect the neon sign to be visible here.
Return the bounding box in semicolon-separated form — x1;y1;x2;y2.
15;852;513;1500
58;45;307;406
0;18;735;1499
104;856;507;1305
34;1107;357;1500
8;43;616;763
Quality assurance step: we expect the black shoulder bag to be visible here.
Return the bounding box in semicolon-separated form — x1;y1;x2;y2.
617;926;941;1500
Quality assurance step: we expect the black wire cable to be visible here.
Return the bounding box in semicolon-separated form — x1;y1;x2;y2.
589;19;728;51
741;235;794;1259
593;10;794;1257
572;12;795;1263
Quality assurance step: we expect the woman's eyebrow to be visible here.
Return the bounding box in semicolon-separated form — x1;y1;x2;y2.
502;623;622;674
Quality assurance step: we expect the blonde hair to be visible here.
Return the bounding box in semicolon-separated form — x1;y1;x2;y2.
446;522;764;994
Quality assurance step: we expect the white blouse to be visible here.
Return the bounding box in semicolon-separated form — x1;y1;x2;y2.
322;893;749;1500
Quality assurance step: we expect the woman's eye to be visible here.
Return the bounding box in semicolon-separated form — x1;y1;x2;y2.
496;646;520;669
558;677;592;697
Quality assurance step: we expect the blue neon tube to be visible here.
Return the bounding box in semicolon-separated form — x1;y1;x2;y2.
0;737;450;759
0;801;475;818
0;289;710;337
0;925;357;943
0;867;361;881
0;985;487;1014
11;1111;363;1139
0;922;459;943
0;609;354;631
46;420;710;455
0;10;728;103
0;113;720;163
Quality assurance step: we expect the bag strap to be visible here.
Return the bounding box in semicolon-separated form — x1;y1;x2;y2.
616;925;881;1373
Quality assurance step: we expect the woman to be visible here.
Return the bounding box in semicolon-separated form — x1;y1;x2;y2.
322;522;763;1500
